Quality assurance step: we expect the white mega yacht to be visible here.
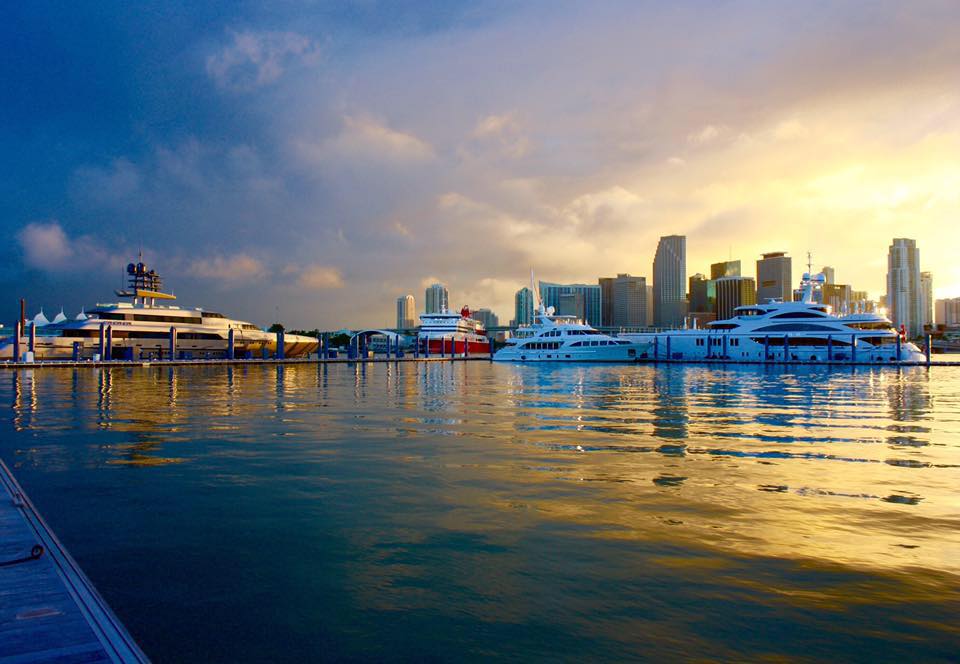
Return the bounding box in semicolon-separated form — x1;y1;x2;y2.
494;279;649;362
1;256;318;361
619;271;925;364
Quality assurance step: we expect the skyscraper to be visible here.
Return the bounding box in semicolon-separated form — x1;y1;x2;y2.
920;271;933;331
611;274;647;329
425;283;449;314
471;308;499;329
396;294;416;328
756;252;792;303
709;260;740;280
821;266;836;285
514;287;534;327
653;235;687;328
715;276;757;320
598;277;614;327
688;273;714;314
886;238;921;337
539;282;602;326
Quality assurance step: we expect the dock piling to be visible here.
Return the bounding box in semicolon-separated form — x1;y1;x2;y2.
228;328;235;360
13;321;21;362
926;334;932;365
105;325;113;361
169;326;176;361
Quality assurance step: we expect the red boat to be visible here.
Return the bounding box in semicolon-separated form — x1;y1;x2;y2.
418;306;490;354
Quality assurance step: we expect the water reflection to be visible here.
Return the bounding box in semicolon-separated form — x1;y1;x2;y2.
1;362;958;661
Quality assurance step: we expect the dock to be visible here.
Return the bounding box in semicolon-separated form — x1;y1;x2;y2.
0;355;490;370
0;459;148;663
2;355;960;370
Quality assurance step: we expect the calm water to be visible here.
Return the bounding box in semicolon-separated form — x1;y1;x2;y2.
1;362;958;661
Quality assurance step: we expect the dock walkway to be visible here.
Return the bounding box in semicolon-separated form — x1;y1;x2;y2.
0;459;148;663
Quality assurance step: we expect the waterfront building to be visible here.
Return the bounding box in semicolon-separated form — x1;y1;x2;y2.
425;283;449;314
611;274;647;329
716;276;756;320
598;277;614;327
886;238;922;337
539;282;602;327
645;285;654;326
823;283;852;315
471;308;500;329
710;260;740;280
396;294;416;329
514;287;534;327
653;235;688;328
850;290;874;313
936;297;960;326
920;272;933;331
756;252;792;303
688;273;715;315
822;266;836;285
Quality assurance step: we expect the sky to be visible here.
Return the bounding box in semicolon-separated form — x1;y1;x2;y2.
3;0;960;329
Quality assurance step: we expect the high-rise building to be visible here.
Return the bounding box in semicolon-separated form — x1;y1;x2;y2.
514;287;534;327
558;292;585;319
471;308;499;329
822;283;852;315
886;238;921;337
936;298;960;327
653;235;687;328
396;294;416;328
850;290;875;313
716;276;757;320
425;283;449;314
821;266;836;285
611;274;647;329
710;260;740;280
540;282;602;326
598;277;614;327
688;273;715;314
756;252;792;303
645;285;654;327
920;272;933;331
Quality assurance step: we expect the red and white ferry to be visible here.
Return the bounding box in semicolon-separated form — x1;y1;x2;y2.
418;306;490;354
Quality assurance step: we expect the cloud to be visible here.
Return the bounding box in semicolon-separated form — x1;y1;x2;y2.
187;254;268;282
206;30;320;92
294;114;435;168
293;264;344;289
17;222;73;268
70;158;141;206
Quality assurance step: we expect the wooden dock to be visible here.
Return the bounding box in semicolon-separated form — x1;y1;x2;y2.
0;459;148;663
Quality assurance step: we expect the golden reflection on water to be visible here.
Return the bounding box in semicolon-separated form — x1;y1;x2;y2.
4;363;960;580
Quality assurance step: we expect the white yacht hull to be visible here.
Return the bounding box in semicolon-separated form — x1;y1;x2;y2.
619;332;926;364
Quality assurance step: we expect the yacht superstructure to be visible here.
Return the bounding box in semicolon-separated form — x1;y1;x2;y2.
619;271;925;363
1;257;318;360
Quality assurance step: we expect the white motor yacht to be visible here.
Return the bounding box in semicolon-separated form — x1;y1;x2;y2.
619;271;925;364
494;276;649;362
1;256;318;361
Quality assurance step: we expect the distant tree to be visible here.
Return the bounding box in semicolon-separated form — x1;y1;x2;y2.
289;328;321;338
328;333;351;348
268;323;285;333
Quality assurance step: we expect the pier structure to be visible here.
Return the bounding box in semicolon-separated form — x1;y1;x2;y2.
0;459;148;663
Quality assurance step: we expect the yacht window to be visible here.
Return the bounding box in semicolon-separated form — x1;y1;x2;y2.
771;311;827;319
755;323;838;332
710;323;739;330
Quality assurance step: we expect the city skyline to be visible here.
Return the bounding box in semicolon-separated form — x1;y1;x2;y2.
4;2;960;329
